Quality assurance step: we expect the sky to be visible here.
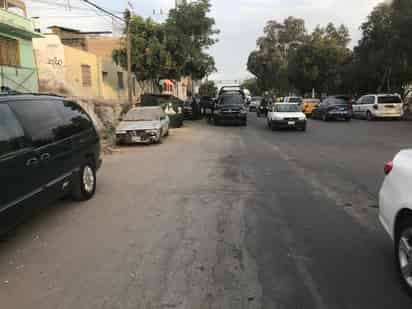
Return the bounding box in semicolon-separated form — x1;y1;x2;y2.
26;0;384;82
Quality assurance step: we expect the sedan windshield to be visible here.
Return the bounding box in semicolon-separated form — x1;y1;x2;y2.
123;108;162;121
274;104;299;112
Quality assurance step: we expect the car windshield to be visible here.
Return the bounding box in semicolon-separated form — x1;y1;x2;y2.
378;96;402;104
123;109;162;121
219;95;244;105
275;104;299;112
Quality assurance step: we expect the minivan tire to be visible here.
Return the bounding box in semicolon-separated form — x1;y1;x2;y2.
366;111;373;121
71;163;96;201
395;216;412;297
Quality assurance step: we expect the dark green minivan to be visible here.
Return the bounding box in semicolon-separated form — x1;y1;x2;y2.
0;95;102;234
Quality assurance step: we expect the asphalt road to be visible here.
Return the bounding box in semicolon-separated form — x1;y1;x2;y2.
1;114;412;308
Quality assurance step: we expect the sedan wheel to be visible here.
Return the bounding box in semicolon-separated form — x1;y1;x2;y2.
322;114;328;121
396;220;412;295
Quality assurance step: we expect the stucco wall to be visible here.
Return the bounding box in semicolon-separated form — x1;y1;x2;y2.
63;45;102;98
0;32;38;92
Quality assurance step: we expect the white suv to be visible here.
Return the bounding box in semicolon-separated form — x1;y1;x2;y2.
353;94;404;120
379;149;412;295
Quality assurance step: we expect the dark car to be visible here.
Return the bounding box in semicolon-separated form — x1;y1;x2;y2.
212;94;247;126
141;94;184;128
0;95;101;234
312;95;353;121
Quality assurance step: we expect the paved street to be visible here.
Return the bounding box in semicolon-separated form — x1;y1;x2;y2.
1;115;412;308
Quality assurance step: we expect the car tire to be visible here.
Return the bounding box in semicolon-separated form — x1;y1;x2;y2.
71;163;96;201
156;131;163;144
395;217;412;296
257;112;260;118
165;129;169;137
322;114;328;121
346;117;351;122
213;118;219;126
366;111;373;121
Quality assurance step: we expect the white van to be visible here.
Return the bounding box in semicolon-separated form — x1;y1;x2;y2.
353;94;404;120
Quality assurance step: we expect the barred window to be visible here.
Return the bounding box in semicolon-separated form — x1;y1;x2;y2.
0;36;20;67
81;65;92;87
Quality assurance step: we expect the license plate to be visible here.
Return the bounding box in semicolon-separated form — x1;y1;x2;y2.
132;136;141;143
288;121;295;125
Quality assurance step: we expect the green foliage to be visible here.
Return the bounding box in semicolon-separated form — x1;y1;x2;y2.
288;23;352;94
248;2;412;96
199;81;218;97
348;1;412;94
241;78;262;96
113;1;218;86
247;17;307;94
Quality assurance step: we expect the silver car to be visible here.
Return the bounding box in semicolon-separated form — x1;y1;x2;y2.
116;107;170;145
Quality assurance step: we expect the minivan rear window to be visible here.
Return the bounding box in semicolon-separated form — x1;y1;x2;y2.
9;100;65;147
378;96;402;104
0;104;25;157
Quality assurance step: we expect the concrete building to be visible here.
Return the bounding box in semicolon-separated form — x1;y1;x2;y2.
33;27;139;103
0;0;41;92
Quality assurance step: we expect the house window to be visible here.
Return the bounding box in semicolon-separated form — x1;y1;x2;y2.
0;36;20;67
81;65;92;87
102;71;108;83
117;72;124;89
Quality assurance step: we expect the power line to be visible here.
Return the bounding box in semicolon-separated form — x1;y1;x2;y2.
78;0;125;23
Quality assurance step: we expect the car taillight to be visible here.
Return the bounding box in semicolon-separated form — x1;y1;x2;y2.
384;161;393;175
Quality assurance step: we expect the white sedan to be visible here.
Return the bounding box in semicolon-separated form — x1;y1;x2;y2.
267;103;307;131
116;107;170;145
379;149;412;295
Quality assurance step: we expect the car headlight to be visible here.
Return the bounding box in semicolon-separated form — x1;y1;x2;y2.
146;129;160;136
116;130;127;135
240;109;247;114
299;116;306;121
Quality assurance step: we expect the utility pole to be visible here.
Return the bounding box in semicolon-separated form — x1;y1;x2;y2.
125;9;133;106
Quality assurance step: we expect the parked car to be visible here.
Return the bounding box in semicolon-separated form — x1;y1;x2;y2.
353;94;404;120
379;149;412;295
267;103;307;131
116;107;169;145
0;94;102;234
312;95;353;121
257;97;271;117
140;94;184;128
302;98;320;117
212;94;247;126
249;96;262;112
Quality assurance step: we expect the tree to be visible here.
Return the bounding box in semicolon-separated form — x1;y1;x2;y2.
198;81;217;97
241;78;262;96
165;0;219;80
113;1;219;92
113;14;176;91
247;17;307;94
288;23;352;95
348;2;412;94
